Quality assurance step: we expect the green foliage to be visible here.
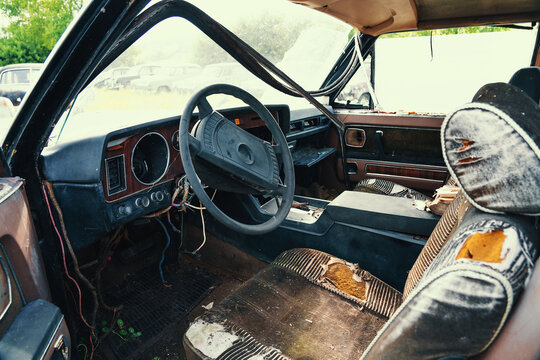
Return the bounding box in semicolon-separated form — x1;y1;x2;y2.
0;0;83;66
380;26;510;39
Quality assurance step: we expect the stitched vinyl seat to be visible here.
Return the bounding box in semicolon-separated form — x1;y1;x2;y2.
183;84;540;360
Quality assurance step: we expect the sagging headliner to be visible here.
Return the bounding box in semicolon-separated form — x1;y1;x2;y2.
291;0;540;35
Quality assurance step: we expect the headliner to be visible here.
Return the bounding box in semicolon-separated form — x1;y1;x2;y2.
291;0;540;35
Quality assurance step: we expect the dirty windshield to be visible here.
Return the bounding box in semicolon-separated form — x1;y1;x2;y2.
56;0;349;139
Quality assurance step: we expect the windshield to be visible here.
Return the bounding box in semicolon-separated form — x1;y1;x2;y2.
63;0;349;131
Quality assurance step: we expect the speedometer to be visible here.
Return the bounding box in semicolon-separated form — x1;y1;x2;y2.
131;132;170;185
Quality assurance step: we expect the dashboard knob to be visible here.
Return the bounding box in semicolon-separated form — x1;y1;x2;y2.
155;191;164;202
118;205;132;216
141;197;150;208
135;198;143;207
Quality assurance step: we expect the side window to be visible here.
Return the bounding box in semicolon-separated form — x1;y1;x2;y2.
375;27;536;113
335;26;537;113
335;53;373;108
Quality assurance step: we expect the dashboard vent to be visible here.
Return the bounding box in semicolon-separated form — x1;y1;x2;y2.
105;155;126;196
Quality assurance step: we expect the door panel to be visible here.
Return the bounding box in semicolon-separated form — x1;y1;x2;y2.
0;177;70;359
335;111;448;191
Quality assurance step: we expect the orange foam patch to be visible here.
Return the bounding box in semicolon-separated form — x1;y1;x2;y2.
458;139;475;151
325;263;366;300
458;157;481;164
456;230;507;263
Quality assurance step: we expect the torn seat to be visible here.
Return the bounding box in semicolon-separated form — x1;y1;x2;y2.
183;83;540;359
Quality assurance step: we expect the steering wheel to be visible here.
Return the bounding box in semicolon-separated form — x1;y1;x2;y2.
179;84;295;235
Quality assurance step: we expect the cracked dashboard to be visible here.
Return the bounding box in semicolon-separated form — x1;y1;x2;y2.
40;104;332;251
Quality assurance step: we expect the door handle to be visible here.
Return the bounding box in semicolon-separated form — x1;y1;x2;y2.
375;130;384;159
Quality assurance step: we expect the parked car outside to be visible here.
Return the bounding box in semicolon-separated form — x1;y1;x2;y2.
91;66;130;89
131;64;202;93
114;64;163;88
0;63;42;105
172;62;261;95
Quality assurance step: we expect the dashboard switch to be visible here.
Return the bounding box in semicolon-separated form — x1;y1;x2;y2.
141;197;150;208
118;205;132;216
151;191;164;202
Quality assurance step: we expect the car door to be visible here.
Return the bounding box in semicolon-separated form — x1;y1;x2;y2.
331;27;538;192
0;153;71;359
333;51;448;192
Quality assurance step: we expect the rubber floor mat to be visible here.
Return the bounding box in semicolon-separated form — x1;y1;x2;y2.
97;261;220;360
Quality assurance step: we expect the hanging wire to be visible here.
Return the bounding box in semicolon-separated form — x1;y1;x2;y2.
154;218;171;285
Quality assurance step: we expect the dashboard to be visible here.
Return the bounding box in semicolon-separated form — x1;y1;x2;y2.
42;104;336;250
40;104;332;250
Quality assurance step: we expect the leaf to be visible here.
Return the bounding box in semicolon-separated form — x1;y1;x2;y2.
128;327;135;333
119;329;128;336
102;327;110;333
116;319;124;327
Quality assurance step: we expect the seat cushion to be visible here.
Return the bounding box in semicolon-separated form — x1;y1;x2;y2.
184;249;401;360
354;178;430;201
362;211;539;360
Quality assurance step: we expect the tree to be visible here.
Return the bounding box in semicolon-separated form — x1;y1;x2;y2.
191;14;323;66
0;0;83;66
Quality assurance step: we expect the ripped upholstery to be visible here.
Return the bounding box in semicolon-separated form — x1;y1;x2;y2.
362;211;539;360
273;248;402;318
184;249;401;360
442;83;540;215
354;178;430;201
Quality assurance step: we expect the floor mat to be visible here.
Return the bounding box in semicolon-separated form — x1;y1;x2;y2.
97;261;221;360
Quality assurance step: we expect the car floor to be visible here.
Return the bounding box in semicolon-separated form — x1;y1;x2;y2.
92;222;267;360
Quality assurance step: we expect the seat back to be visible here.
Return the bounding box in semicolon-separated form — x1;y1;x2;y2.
509;66;540;104
362;83;540;360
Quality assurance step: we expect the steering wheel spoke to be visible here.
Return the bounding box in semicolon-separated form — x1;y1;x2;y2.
267;184;287;196
197;97;214;119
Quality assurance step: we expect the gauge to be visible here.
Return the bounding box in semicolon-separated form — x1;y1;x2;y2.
131;132;170;185
171;130;180;151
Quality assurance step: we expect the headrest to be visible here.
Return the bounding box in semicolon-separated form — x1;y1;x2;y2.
442;82;540;215
509;66;540;104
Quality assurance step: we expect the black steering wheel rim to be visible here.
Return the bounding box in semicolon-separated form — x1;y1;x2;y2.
179;83;295;235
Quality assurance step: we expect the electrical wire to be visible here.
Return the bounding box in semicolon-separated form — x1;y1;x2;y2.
193;201;207;254
155;218;171;284
42;185;94;330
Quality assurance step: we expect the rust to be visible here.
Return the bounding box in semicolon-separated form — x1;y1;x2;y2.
456;230;507;263
324;263;367;300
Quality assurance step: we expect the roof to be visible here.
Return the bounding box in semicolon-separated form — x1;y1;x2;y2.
0;63;43;71
291;0;540;35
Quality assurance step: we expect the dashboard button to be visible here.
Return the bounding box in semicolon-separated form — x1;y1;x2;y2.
141;197;150;208
118;205;132;216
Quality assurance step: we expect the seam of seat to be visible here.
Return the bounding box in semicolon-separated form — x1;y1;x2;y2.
403;191;468;297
